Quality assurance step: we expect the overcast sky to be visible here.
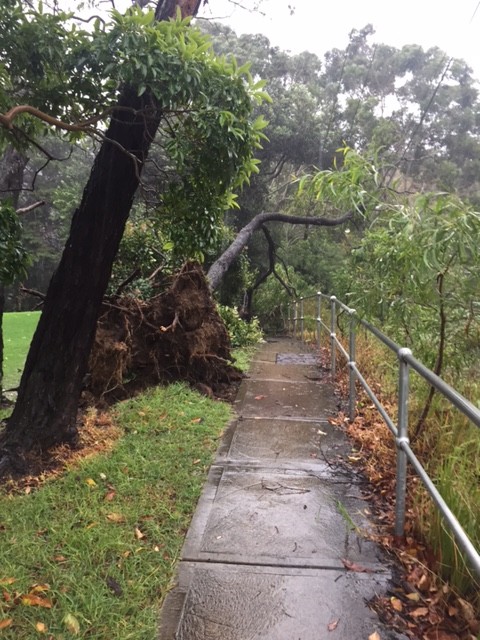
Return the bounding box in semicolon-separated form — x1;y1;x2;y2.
196;0;480;79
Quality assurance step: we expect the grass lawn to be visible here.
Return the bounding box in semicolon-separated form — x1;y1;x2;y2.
0;314;258;638
3;311;40;391
0;384;233;638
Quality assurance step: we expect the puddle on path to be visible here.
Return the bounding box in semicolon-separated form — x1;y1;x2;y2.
276;352;318;365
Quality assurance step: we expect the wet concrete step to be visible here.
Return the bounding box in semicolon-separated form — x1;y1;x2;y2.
160;562;397;640
181;465;383;571
235;379;338;421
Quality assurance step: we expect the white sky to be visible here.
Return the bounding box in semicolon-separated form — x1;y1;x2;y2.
197;0;480;79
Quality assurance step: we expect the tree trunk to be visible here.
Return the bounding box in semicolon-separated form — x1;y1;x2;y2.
5;88;162;450
0;146;28;401
3;1;204;456
207;210;354;290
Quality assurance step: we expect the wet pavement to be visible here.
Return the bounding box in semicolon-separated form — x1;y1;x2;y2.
158;338;407;640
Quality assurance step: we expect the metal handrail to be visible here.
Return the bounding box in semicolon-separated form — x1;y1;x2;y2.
289;292;480;582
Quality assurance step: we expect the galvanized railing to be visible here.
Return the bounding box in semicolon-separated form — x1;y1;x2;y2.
288;292;480;582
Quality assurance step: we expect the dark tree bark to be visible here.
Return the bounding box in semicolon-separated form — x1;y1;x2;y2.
0;146;28;401
207;210;354;291
4;89;162;451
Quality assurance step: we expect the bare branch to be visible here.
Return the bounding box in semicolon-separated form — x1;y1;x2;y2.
16;200;45;215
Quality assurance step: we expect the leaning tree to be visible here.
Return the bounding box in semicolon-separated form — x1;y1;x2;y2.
0;0;266;464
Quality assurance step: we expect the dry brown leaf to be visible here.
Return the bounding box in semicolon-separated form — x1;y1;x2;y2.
134;527;145;540
106;513;125;523
254;395;267;400
406;592;421;602
342;558;374;573
35;622;47;633
29;584;49;594
190;417;203;424
192;459;201;465
20;594;52;608
409;606;429;618
457;597;475;621
0;619;13;630
104;491;116;502
0;578;16;586
327;619;339;631
390;597;403;612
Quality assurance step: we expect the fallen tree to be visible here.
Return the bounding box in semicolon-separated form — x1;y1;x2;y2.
207;209;354;290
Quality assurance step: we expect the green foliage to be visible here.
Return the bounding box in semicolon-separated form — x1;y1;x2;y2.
298;146;383;217
426;429;480;599
347;192;480;369
1;5;268;263
0;201;30;284
216;304;263;347
252;267;310;334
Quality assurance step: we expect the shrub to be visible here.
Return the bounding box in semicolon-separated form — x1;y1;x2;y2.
216;304;263;348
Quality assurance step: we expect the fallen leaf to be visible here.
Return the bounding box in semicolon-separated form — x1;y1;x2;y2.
190;417;203;424
390;597;403;612
406;592;421;602
368;633;381;640
104;491;116;501
53;555;67;564
327;619;339;631
63;613;80;635
29;584;49;594
457;597;475;621
342;558;374;573
21;594;52;608
106;513;125;523
409;606;429;618
0;619;13;630
192;459;201;465
85;478;96;487
254;395;267;400
0;578;15;586
35;622;47;633
134;527;145;540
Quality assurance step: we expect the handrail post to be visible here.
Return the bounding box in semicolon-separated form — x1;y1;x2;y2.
330;296;336;377
316;292;322;351
395;347;411;541
348;309;356;422
293;300;297;339
287;302;291;335
300;297;305;343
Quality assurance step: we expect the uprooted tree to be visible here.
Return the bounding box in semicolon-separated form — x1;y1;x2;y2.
0;0;267;462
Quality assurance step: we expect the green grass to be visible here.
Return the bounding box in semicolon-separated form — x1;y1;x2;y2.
0;383;232;638
231;345;260;372
2;311;40;391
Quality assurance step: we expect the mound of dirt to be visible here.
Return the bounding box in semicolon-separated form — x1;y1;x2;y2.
86;262;242;400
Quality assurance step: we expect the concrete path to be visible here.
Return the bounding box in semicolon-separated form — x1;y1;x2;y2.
158;338;406;640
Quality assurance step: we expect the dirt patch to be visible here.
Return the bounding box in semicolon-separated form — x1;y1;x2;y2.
86;261;243;402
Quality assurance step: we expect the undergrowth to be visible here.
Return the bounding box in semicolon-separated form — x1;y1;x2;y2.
332;330;480;618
